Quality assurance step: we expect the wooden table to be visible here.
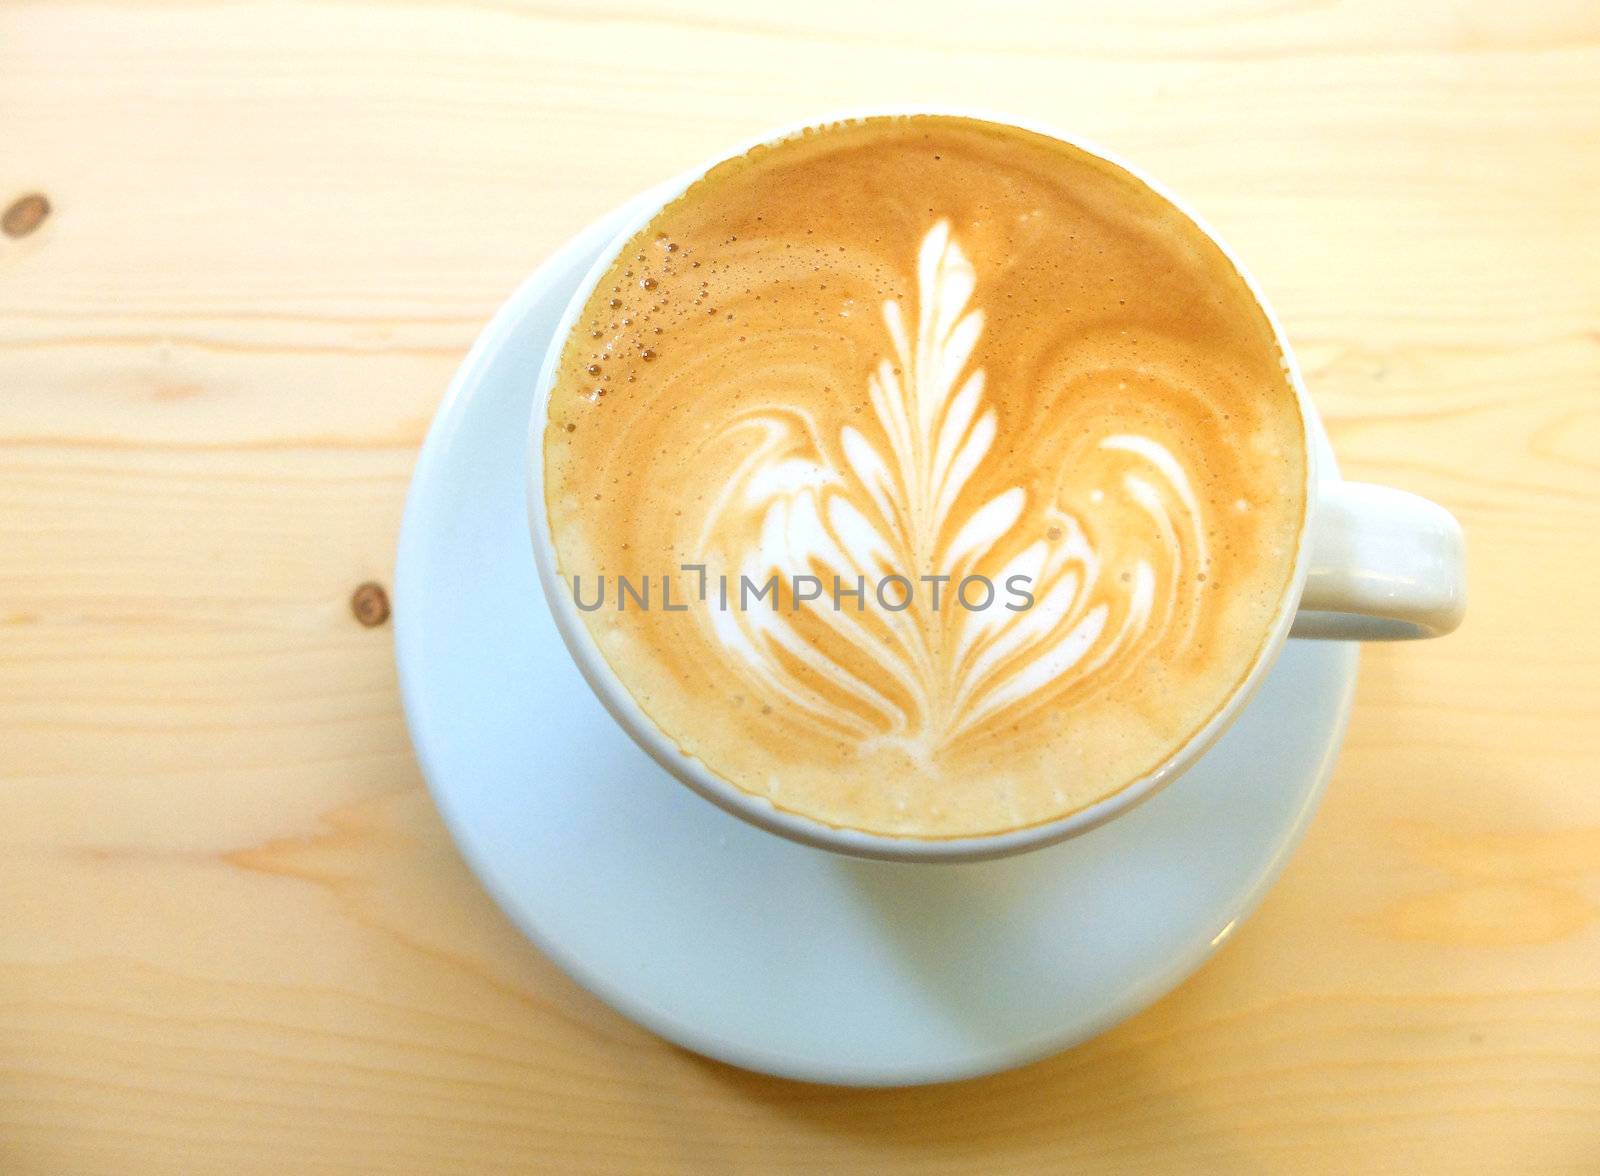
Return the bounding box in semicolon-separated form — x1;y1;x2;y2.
3;2;1596;1171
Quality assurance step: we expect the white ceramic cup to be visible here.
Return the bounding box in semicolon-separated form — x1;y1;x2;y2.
526;109;1466;863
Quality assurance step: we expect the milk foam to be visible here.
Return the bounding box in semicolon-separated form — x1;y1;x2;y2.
544;115;1306;837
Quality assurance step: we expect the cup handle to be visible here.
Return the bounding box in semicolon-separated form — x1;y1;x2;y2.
1290;481;1466;640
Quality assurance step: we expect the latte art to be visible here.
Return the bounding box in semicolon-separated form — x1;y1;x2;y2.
545;116;1307;837
698;221;1208;758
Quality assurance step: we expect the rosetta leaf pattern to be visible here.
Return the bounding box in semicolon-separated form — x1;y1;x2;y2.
697;220;1203;756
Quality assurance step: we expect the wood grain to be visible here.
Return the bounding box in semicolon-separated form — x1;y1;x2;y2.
2;1;1597;1172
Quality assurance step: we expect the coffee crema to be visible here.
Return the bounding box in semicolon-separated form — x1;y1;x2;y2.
544;115;1307;838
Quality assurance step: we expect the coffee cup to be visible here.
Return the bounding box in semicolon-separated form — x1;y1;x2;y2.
525;109;1465;862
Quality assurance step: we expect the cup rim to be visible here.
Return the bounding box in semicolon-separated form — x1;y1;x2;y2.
526;107;1319;863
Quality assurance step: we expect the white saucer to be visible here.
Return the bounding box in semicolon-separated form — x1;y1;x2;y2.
394;205;1360;1087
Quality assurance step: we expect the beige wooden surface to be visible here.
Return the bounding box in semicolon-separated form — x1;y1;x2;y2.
3;1;1597;1172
